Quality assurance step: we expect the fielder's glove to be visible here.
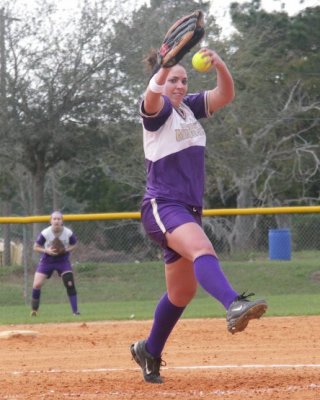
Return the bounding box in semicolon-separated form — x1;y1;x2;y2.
158;10;205;68
51;237;66;255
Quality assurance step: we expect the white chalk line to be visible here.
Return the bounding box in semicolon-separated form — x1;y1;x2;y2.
2;363;320;376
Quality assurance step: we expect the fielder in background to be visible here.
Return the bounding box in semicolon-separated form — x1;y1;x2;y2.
130;10;268;384
30;211;80;316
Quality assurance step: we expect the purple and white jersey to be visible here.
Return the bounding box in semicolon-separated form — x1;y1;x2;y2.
36;226;77;264
140;91;212;207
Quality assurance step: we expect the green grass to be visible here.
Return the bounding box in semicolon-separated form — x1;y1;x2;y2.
0;251;320;325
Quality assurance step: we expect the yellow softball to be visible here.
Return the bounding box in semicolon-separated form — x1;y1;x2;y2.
192;51;211;73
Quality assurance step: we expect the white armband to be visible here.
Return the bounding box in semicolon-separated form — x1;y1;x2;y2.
148;75;165;94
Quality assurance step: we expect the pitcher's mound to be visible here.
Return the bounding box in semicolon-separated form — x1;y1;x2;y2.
0;330;38;339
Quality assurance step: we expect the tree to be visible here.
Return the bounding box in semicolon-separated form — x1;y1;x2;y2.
203;1;320;251
2;0;132;223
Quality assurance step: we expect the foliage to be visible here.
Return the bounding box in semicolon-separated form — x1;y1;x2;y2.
200;1;320;249
222;1;320;206
1;0;131;215
61;166;137;212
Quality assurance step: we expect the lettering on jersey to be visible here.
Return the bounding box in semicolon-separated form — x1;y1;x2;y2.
175;122;205;142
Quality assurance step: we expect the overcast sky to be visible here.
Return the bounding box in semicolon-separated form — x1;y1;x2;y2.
4;0;320;36
52;0;320;34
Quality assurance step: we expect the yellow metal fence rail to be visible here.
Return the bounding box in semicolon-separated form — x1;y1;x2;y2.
0;205;319;267
0;205;320;224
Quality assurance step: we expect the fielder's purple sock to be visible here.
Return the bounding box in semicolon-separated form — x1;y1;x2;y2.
32;288;41;299
194;254;238;309
146;293;185;358
68;295;78;314
31;288;41;311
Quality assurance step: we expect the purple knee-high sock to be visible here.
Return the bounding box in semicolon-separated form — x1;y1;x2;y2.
194;254;238;309
146;293;185;358
68;294;78;314
31;288;41;311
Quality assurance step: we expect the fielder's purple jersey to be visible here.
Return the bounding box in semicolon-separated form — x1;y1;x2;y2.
140;92;211;207
36;226;77;265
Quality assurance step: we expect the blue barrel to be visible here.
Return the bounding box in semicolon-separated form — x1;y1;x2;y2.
268;229;291;260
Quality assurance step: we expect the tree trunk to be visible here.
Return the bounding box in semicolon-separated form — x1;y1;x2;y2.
50;170;61;211
230;181;256;254
2;201;11;266
31;166;47;245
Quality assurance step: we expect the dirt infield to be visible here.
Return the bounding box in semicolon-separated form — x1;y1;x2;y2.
0;316;319;399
